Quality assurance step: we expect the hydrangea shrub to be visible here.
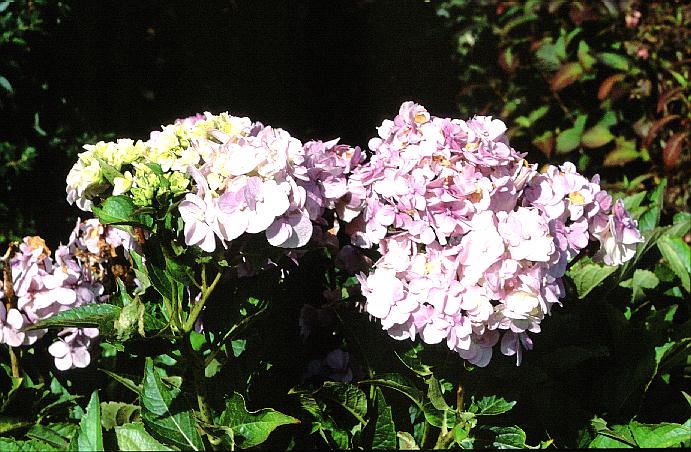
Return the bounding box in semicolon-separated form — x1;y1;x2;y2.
3;102;687;451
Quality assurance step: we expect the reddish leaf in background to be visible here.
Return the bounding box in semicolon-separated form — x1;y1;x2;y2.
643;115;680;149
662;131;687;172
656;87;685;114
597;74;626;101
550;62;584;92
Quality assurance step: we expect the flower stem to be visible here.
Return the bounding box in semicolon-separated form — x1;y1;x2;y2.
9;347;20;379
185;336;221;450
183;270;221;333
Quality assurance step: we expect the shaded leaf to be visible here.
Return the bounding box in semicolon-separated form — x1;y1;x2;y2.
603;138;640;167
140;358;204;451
0;75;13;94
218;392;299;449
596;52;629;71
101;402;141;431
100;369;142;394
656;86;685;114
598;73;626;101
577;41;596;71
662;131;687;172
643;115;679;149
25;304;120;334
360;373;425;409
316;382;367;424
657;235;690;292
550;62;584;91
395;348;433;377
115;422;172;451
567;257;617;299
26;423;77;449
78;390;103;452
532;130;554;158
581;125;614;148
371;388;396;450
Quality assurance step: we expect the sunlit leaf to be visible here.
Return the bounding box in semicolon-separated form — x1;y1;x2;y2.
218;392;299;449
115;423;173;451
657;235;690;292
77;391;103;452
140;358;204;451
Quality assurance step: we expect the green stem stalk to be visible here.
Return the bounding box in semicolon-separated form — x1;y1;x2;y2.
9;347;20;379
183;271;222;333
186;337;221;450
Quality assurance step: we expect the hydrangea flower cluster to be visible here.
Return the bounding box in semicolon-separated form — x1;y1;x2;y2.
66;112;250;211
66;112;363;253
348;102;643;367
178;125;363;252
0;219;137;370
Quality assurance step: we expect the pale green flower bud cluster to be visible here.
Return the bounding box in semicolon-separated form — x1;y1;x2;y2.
65;112;253;211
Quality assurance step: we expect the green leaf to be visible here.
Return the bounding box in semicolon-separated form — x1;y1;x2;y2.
92;196;137;225
604;138;640;167
395;348;433;377
422;402;456;429
78;390;104;452
26;423;77;449
99;369;142;394
359;373;425;409
426;376;450;411
535;42;561;71
146;261;174;302
469;395;516;415
218;392;299;449
638;179;667;232
100;402;141;431
491;425;530;448
619;269;659;302
293;392;348;449
115;296;145;342
567;257;617;299
581;126;614;148
397;431;420;450
371;388;396;450
0;75;13;94
0;416;33;435
25;304;121;335
556;114;587;154
577;41;596;71
597;52;630;71
0;438;59;451
550;62;584;91
115;422;173;451
657;235;690;292
316;382;368;424
140;358;204;451
628;421;690;448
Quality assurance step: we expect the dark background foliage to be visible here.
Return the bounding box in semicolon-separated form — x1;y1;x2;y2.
1;0;460;246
